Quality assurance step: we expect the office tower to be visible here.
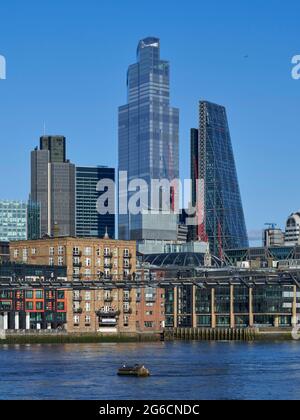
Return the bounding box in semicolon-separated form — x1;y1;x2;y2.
27;198;41;240
285;213;300;245
191;101;248;256
31;136;75;238
118;37;179;242
76;166;115;238
0;201;27;241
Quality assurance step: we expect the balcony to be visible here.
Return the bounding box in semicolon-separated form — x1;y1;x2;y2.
73;308;83;314
123;308;132;315
146;297;157;303
104;263;113;269
96;309;120;317
73;251;82;257
104;252;113;258
104;296;113;303
123;253;132;258
73;261;82;268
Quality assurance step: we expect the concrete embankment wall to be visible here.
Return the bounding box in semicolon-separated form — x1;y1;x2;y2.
0;331;162;345
164;327;297;342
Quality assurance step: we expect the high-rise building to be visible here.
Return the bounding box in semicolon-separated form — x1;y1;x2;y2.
0;201;27;241
27;198;41;240
263;225;284;247
31;136;75;238
118;37;179;243
76;166;115;238
191;101;248;256
285;213;300;245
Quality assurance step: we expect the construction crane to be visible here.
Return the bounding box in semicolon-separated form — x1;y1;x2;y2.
264;223;278;230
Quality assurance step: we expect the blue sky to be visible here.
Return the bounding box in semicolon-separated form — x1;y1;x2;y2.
0;0;299;243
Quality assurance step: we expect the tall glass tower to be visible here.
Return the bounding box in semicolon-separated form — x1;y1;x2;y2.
118;37;179;242
192;101;248;256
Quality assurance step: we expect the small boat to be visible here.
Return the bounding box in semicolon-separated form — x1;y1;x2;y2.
118;364;150;377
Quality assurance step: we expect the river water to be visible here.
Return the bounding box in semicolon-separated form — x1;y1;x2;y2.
0;341;300;400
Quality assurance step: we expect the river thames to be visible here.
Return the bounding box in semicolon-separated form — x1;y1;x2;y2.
0;341;300;400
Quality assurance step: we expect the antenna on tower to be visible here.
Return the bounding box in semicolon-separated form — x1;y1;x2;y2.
43;121;46;136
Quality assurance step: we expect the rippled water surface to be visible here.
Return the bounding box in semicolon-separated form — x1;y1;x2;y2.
0;341;300;400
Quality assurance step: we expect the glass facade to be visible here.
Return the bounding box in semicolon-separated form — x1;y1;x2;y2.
198;101;248;256
0;201;27;241
27;198;41;240
118;37;179;241
76;166;115;238
165;283;299;329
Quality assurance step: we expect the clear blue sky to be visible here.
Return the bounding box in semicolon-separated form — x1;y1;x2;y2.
0;0;299;244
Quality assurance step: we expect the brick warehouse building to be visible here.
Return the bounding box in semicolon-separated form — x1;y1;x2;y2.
6;238;164;335
10;237;136;281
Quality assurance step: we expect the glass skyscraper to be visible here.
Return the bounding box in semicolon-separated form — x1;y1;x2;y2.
76;166;115;238
118;37;179;242
191;101;248;256
0;201;27;242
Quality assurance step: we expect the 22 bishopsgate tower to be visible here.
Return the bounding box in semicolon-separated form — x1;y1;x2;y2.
118;37;179;243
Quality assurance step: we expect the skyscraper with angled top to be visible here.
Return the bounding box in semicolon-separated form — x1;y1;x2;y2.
191;101;248;257
118;37;179;244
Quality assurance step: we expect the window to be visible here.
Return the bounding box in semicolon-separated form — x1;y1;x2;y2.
85;258;91;267
84;269;91;277
58;257;64;266
57;302;65;311
26;291;33;299
113;248;118;257
35;290;43;299
31;248;36;256
13;249;19;258
74;315;80;325
96;248;101;257
85;302;91;312
144;321;154;328
96;258;101;267
85;292;91;301
26;302;33;310
58;246;64;255
49;247;55;256
73;247;80;256
124;249;130;258
85;315;91;325
57;291;65;300
36;302;43;311
49;257;54;266
104;248;111;257
22;249;28;262
84;247;92;256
